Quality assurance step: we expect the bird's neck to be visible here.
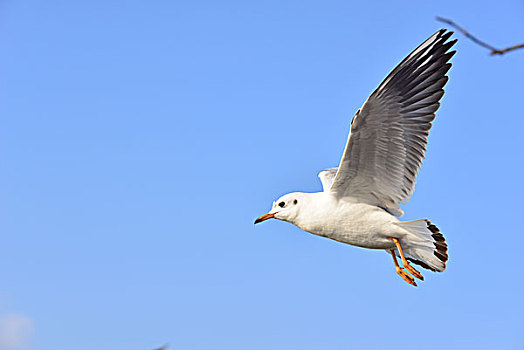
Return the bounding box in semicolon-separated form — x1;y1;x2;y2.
292;192;339;233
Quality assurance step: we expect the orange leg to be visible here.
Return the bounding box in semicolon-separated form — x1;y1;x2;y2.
391;238;424;281
389;250;417;286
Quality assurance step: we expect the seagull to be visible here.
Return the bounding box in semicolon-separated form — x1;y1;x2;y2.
255;30;456;286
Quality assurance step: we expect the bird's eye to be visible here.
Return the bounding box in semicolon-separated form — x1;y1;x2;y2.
294;199;298;205
278;201;285;208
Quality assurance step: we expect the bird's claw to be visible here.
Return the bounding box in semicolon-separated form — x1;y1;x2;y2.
396;267;417;286
405;264;424;281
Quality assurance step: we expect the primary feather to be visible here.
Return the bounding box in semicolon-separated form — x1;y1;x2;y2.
330;30;457;216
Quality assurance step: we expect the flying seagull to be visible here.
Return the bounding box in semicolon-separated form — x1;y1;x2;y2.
255;30;456;286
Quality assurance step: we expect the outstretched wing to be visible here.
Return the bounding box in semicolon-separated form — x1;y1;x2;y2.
330;30;457;216
318;167;338;191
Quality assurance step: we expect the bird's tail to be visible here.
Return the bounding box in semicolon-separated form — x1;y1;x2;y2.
394;219;448;272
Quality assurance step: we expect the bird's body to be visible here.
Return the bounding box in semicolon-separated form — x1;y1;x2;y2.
255;30;456;286
283;192;399;249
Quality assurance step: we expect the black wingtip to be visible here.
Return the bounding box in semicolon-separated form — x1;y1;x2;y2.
441;30;454;42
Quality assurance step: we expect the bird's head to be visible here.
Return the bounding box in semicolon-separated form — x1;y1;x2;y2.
254;192;303;224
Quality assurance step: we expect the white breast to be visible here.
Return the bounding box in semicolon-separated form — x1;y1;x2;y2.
292;193;400;249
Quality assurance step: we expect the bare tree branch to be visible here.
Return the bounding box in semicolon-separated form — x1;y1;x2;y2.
152;344;168;350
436;16;524;55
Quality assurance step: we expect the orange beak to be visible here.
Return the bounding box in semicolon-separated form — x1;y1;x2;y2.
254;212;276;224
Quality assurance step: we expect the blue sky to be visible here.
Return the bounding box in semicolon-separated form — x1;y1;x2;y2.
1;1;524;349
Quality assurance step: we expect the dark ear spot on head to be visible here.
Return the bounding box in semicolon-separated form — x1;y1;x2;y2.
293;199;298;205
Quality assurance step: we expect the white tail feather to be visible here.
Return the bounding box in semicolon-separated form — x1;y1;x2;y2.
394;219;448;272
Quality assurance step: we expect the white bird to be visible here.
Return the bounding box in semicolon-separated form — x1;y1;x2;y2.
255;30;456;286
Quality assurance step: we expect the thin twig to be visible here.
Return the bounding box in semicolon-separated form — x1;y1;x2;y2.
491;43;524;55
436;16;524;55
152;344;168;350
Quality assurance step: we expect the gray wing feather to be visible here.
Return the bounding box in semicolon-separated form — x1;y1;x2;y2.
330;30;457;216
